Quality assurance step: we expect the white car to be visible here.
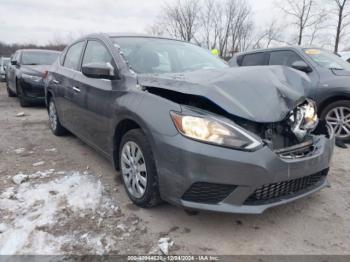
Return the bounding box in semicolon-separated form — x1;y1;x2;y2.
0;57;10;82
338;51;350;63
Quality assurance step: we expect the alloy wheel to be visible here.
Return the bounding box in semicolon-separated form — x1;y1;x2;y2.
326;106;350;138
121;141;148;199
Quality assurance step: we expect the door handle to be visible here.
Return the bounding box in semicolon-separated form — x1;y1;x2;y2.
52;79;60;84
72;86;81;93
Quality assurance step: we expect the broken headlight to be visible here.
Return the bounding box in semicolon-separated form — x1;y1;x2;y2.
289;99;319;140
170;112;262;151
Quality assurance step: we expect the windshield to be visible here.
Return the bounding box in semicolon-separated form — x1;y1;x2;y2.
304;48;350;71
21;51;59;65
111;37;228;74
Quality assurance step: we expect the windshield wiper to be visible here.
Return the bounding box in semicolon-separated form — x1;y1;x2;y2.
329;67;344;70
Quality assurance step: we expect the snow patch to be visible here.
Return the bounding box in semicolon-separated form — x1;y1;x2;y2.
16;112;25;117
0;171;115;255
12;173;28;185
158;237;174;255
14;148;25;154
32;161;45;167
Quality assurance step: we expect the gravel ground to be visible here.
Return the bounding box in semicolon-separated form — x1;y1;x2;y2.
0;82;349;255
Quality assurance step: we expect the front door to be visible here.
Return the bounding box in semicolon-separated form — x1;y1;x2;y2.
72;40;120;154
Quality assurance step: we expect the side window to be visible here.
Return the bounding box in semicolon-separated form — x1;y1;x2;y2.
269;51;304;67
241;53;265;66
63;41;85;70
82;40;113;65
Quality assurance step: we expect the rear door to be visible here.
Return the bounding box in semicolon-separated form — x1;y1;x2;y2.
72;39;119;154
53;41;86;131
239;52;268;66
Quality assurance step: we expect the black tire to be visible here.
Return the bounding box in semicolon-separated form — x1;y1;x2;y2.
16;80;30;107
320;100;350;143
48;98;68;136
6;84;16;97
119;129;162;208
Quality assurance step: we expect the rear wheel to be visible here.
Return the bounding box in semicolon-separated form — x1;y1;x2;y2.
48;98;68;136
119;129;162;207
321;100;350;142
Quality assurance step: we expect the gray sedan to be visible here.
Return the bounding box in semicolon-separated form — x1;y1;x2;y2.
45;34;334;214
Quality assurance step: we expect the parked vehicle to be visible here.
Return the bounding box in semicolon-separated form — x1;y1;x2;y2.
0;56;10;82
229;47;350;142
7;49;60;107
338;51;350;63
45;34;334;214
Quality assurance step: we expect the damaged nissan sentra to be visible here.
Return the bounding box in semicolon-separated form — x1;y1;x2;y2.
45;34;335;214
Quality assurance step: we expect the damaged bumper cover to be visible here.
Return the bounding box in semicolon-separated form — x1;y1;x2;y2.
153;124;334;214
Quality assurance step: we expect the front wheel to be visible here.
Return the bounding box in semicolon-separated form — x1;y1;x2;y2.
16;80;30;107
6;84;16;97
321;100;350;142
48;98;68;136
119;129;162;207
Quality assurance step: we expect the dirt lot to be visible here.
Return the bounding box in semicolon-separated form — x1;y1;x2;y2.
0;81;349;255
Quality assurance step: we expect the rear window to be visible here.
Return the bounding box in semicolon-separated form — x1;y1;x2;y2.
241;53;265;66
21;51;59;65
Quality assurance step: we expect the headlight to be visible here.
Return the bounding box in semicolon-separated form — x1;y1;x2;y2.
170;112;262;150
22;73;42;82
289;99;319;140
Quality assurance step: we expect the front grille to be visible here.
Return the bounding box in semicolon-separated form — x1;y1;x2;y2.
244;169;328;205
182;182;237;204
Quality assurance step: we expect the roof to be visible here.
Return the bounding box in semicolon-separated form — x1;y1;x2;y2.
78;32;188;44
235;46;322;56
16;49;61;53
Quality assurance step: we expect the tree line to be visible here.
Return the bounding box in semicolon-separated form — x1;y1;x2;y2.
148;0;350;58
0;42;66;58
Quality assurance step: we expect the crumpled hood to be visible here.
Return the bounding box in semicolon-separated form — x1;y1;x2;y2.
21;65;50;76
137;66;311;123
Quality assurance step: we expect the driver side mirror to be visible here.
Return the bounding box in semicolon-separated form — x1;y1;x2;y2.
291;61;312;73
11;60;17;65
82;62;118;80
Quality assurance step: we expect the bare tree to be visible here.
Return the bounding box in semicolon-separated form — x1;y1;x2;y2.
252;20;284;49
332;0;350;52
307;10;328;45
200;0;220;49
156;0;201;42
211;0;254;57
278;0;323;45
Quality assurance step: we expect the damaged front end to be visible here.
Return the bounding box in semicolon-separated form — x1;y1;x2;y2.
138;66;334;159
143;85;333;159
231;99;334;159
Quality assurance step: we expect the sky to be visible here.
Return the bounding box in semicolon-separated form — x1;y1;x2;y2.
0;0;276;45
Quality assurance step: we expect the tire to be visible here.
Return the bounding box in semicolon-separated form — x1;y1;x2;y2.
119;129;162;207
48;98;68;136
321;100;350;143
16;80;30;107
6;84;16;97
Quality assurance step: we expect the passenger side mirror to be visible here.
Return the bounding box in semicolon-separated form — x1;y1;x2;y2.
291;61;312;73
11;60;17;65
82;62;118;80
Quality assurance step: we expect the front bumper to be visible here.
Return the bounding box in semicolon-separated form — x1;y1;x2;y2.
19;77;45;102
153;132;334;214
0;73;5;81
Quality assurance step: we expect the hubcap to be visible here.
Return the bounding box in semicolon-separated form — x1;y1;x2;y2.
121;141;147;198
326;106;350;138
49;101;58;131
